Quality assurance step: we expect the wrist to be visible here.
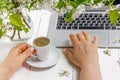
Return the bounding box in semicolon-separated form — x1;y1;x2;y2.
81;61;100;69
0;64;12;80
80;62;102;80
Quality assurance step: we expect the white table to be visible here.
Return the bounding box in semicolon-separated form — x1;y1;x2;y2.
0;10;120;80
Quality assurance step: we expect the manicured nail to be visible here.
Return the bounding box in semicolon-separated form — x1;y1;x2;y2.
63;49;66;53
30;47;35;52
96;36;99;39
31;47;34;50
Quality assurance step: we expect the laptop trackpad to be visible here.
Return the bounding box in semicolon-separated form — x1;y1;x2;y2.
66;32;109;47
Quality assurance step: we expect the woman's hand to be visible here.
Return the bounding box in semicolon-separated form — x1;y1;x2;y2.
0;43;35;80
65;31;99;68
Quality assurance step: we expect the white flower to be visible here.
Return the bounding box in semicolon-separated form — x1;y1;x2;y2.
0;15;5;20
0;8;10;25
2;8;8;17
6;24;12;30
72;5;85;20
109;5;119;10
56;8;67;16
91;0;94;4
92;2;104;9
50;0;58;7
66;5;73;11
2;19;10;25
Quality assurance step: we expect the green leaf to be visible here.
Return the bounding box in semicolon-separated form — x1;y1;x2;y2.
0;30;2;38
56;0;65;9
88;0;91;3
94;0;102;4
65;10;74;22
0;30;6;38
75;0;89;5
110;9;119;25
9;14;29;33
65;17;73;23
9;14;24;27
38;0;43;3
28;1;35;11
70;1;78;8
29;1;35;9
0;0;9;5
13;25;23;31
23;27;28;33
7;4;15;9
0;20;2;24
66;10;73;18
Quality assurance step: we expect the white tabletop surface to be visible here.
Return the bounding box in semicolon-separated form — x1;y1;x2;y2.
0;10;120;80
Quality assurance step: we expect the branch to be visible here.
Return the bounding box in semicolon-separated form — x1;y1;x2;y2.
22;17;31;29
17;10;31;29
18;31;21;39
10;28;16;41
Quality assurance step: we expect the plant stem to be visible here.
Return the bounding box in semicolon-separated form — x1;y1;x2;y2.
18;10;31;29
10;28;16;41
18;31;21;39
22;17;31;29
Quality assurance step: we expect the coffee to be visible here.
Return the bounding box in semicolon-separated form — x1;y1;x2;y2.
34;37;50;47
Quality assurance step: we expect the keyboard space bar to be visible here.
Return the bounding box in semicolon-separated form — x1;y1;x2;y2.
78;27;104;29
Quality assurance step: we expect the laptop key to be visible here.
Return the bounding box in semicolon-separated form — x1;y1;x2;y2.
105;26;111;30
88;13;93;17
100;24;104;27
56;26;61;29
67;27;71;29
84;23;88;27
101;18;105;20
92;20;96;23
79;26;104;29
112;26;116;30
72;27;78;29
95;24;99;27
62;26;66;29
116;23;120;26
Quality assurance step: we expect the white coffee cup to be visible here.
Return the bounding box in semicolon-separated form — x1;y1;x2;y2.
32;37;51;61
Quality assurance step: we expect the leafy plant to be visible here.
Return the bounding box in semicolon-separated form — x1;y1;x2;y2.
0;0;33;40
55;0;119;24
0;0;120;40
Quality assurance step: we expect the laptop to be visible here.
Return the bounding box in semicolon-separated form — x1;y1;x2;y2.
47;0;120;48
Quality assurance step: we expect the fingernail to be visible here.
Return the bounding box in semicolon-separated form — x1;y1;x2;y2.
63;49;66;53
96;36;99;39
30;47;35;51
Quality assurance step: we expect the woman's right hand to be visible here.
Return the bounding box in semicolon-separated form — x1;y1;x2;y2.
0;43;35;80
64;31;99;68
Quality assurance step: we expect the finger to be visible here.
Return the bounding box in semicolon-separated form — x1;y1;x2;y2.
82;31;91;41
19;47;35;62
16;43;31;53
64;48;73;61
93;36;99;47
76;33;81;41
70;34;79;46
76;33;85;42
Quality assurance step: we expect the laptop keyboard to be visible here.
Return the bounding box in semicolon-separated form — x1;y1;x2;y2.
56;13;120;30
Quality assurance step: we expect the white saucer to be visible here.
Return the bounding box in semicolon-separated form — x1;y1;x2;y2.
26;46;60;68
